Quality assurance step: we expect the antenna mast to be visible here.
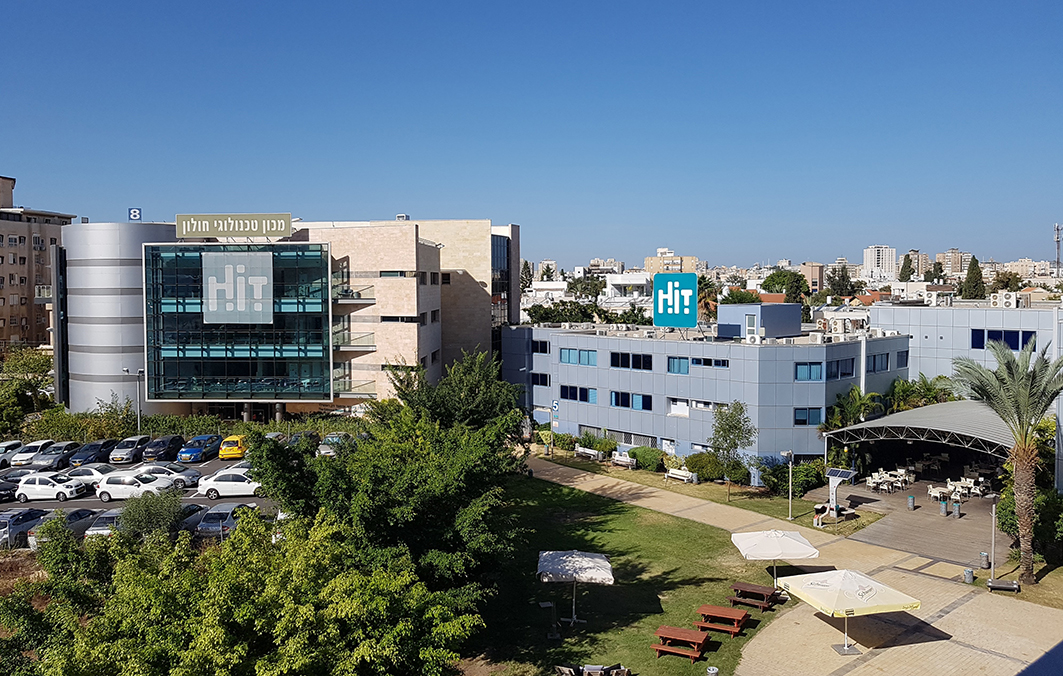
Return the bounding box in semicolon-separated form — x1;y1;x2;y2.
1056;223;1062;278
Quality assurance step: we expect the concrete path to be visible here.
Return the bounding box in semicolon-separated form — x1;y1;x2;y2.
527;456;1063;676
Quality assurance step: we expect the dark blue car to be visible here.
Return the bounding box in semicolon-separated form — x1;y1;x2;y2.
177;435;223;463
70;440;118;468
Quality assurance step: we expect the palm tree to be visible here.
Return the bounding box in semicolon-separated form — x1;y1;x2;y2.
951;339;1063;585
819;386;882;475
697;275;718;321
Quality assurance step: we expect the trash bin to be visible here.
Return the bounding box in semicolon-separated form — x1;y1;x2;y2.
980;552;990;569
939;501;948;516
706;668;719;676
964;568;974;584
952;501;961;518
527;468;534;478
907;495;915;511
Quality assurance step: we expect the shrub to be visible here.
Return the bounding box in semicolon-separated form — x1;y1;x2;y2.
662;453;684;470
553;433;577;451
118;489;185;539
684;452;725;481
629;446;664;472
577;430;617;454
760;459;826;497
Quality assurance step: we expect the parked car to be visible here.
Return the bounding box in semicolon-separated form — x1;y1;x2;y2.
0;508;48;548
177;435;222;463
195;471;263;499
0;468;36;484
194;502;256;539
142;435;185;462
27;508;98;550
264;432;287;444
317;432;353;457
95;472;175;502
137;462;201;489
219;435;249;460
69;439;118;467
0;477;17;502
84;508;122;538
16;472;89;502
32;441;83;471
176;503;207;532
10;440;55;467
65;463;120;490
288;431;321;449
0;441;24;468
110;435;151;464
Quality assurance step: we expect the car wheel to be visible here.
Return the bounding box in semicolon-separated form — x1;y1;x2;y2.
253;487;265;497
173;479;186;489
15;533;28;549
57;492;67;502
206;489;220;500
99;492;111;503
16;493;27;503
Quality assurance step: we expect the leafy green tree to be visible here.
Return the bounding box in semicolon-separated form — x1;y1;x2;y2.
566;273;605;300
697;275;718;321
724;273;746;287
519;260;533;293
0;380;34;436
761;270;810;304
960;255;986;299
990;270;1023;293
923;261;944;283
118;488;186;539
708;400;757;500
246;431;323;519
2;345;54;412
825;266;859;297
719;289;761;304
885;374;955;413
539;264;555;282
952;339;1063;584
898;254;913;282
525;300;597;324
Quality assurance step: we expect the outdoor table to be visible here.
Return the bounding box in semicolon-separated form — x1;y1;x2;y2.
730;582;779;605
695;604;749;637
653;625;708;662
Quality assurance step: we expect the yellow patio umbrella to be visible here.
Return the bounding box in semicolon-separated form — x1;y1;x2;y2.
777;569;921;655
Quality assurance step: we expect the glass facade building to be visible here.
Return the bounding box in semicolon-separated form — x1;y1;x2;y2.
144;243;331;401
491;233;511;354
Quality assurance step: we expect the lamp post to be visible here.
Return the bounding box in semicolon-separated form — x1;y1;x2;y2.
781;450;794;520
986;492;1000;583
122;367;144;433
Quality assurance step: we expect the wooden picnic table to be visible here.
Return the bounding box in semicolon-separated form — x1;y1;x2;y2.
653;625;708;663
728;582;779;611
694;604;748;637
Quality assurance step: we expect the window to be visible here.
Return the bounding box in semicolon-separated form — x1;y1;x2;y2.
866;353;889;373
1003;330;1020;351
532;340;550;354
713;359;729;368
560;385;596;403
431;309;440;323
420;356;427;368
1022;331;1037;348
794;362;824;381
897;350;909;369
826;358;855;380
418;312;427;326
441;273;451;284
530;373;550;387
431;349;440;364
668;398;690;416
560;348;597;365
610;352;652;370
610;391;652;410
667;356;689;374
745;314;757;336
17;236;24;245
380;315;420;323
7;237;16;247
379;271;405;277
418;271;427;285
50;237;57;245
794;407;823;426
17;257;25;266
7;254;14;265
431;272;439;285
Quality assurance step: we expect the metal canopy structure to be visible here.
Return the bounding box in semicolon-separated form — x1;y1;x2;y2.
823;400;1014;459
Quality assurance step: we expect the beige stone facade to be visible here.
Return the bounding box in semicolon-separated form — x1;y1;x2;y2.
643;250;699;274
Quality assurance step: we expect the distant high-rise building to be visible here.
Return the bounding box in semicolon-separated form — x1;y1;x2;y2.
935;248;972;277
799;261;825;294
862;245;897;280
901;249;931;278
644;248;699;274
536;259;558;280
587;257;624;275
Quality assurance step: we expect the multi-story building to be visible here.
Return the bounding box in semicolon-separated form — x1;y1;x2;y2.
900;249;932;279
1004;258;1053;278
862;245;897;281
536;259;558;281
587;257;625;275
0;176;75;347
503;304;909;466
826;257;861;280
644;248;699;274
799;262;825;294
935;248;972;277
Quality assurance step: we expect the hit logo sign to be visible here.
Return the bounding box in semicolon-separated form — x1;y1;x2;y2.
201;253;274;324
653;273;697;328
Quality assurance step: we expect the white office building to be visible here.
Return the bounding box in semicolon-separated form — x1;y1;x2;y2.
863;245;898;281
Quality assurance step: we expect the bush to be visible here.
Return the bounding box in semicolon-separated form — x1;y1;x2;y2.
576;431;617;454
684;452;725;481
553;433;577;451
629;446;664;472
760;459;826;497
118;489;185;539
662;453;684;470
996;485;1063;556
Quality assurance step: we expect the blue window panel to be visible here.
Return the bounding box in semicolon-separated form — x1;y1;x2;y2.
808;408;822;425
971;329;985;350
1022;331;1037;349
1003;330;1020;351
795;362;823;381
587;388;597;404
579;350;597;366
667;357;689;374
794;408;808;425
632;394;643;410
642;395;652;411
987;329;1003;344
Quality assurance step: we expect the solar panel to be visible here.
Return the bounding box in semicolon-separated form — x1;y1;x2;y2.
826;468;858;480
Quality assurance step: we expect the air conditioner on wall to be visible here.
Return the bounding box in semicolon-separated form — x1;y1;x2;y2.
991;292;1017;309
809;332;825;344
745;334;762;345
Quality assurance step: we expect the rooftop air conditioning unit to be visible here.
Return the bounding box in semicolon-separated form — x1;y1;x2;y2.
885;330;900;337
809;332;825;344
816;318;829;331
992;292;1017;309
925;291;939;307
561;323;572;329
396;214;410;221
764;337;777;345
830;319;845;334
596;329;609;336
782;337;795;345
643;331;656;339
870;327;884;338
745;334;762;345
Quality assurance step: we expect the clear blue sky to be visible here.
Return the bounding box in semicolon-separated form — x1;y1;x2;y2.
4;1;1061;269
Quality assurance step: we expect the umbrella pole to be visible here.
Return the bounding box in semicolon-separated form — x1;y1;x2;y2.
832;615;861;656
562;580;586;625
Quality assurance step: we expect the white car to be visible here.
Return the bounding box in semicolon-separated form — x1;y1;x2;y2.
195;471;263;500
65;463;120;490
10;440;56;467
15;472;89;502
95;472;175;502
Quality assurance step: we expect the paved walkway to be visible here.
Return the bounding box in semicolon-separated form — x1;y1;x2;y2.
527;456;1063;676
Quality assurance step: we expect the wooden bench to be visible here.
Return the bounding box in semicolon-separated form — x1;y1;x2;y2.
611;451;637;469
729;582;779;611
727;595;773;610
651;642;702;663
574;445;604;462
692;620;742;638
665;468;698;484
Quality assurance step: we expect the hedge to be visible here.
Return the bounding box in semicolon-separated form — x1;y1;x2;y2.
628;446;664;472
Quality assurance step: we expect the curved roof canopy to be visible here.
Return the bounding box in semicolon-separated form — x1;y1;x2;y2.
823;400;1014;458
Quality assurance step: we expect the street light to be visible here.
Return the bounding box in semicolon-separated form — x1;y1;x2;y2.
986;492;1000;584
781;450;794;520
122;367;144;433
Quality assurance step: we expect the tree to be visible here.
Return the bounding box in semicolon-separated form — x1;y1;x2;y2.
951;339;1063;584
898;254;914;282
708;401;757;501
885;373;954;413
539;264;555;282
118;489;185;539
2;345;53;412
825;266;857;297
761;270;810;304
724;273;746;287
566;273;605;300
819;386;882;475
519;260;533;293
960;255;985;299
697;275;718;321
719;289;761;304
923;261;944;283
990;270;1023;293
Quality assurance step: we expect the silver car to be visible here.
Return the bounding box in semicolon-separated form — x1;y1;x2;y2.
84;508;122;538
10;440;55;467
136;462;202;489
0;508;48;548
65;463;120;491
27;508;98;550
0;441;23;468
110;435;151;464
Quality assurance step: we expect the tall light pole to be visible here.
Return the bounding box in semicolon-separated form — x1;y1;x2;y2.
122;367;144;433
781;450;794;520
987;492;1000;583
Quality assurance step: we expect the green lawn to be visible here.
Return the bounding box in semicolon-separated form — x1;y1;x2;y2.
541;451;881;538
979;560;1063;611
468;476;787;675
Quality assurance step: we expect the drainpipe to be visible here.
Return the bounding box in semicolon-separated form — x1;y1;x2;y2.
859;332;868;394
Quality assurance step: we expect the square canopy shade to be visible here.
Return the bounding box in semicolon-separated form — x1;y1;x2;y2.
538;550;614;626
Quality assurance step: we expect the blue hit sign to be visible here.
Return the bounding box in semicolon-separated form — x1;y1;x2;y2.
653;273;698;328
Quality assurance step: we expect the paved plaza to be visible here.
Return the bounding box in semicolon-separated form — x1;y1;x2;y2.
526;456;1063;676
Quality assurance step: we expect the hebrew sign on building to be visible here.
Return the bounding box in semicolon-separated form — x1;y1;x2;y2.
176;213;291;238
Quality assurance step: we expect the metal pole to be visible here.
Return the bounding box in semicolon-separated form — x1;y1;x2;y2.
788;457;793;521
571;580;577;625
136;371;142;434
991;501;996;582
844;616;850;649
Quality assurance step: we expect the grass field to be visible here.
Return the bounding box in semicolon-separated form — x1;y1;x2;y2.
467;476;787;675
980;560;1063;611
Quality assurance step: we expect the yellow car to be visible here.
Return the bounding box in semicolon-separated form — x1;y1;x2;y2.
219;435;249;460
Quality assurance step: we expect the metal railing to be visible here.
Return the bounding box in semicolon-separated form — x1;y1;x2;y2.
331;331;375;348
332;379;376;396
331;279;375;301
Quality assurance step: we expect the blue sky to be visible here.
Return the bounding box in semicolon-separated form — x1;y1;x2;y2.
4;1;1061;269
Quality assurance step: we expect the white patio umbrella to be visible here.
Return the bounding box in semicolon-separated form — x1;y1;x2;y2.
730;530;820;585
537;550;614;625
778;569;921;655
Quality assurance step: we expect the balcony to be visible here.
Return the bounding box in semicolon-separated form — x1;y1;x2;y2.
333;378;376;398
332;331;376;351
331;274;375;303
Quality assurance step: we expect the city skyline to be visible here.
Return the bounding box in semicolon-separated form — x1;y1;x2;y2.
4;2;1061;268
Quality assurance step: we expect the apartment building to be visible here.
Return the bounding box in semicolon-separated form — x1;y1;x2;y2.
901;249;932;278
644;248;699;274
862;245;897;281
0;176;75;346
799;261;825;294
935;248;972;277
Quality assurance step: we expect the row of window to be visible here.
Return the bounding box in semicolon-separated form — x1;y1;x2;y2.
866;353;890;373
560;348;597;365
971;329;1036;351
826;358;855;381
611;352;653;370
610;391;652;410
531;373;550;387
416;271;442;286
794;407;823;426
560;385;597;403
666;356;730;374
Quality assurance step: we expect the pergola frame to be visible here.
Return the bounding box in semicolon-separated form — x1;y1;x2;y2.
824;425;1009;460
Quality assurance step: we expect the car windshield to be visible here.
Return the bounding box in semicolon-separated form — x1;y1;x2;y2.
202;512;227;523
191;437;212;444
52;475;75;484
0;518;10;529
43;447;63;454
134;474;157;483
145;440;166;449
92;515;117;528
115;440;137;450
222;440;239;447
80;443;101;452
324;434;344;443
95;466;116;475
164;463;186;472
